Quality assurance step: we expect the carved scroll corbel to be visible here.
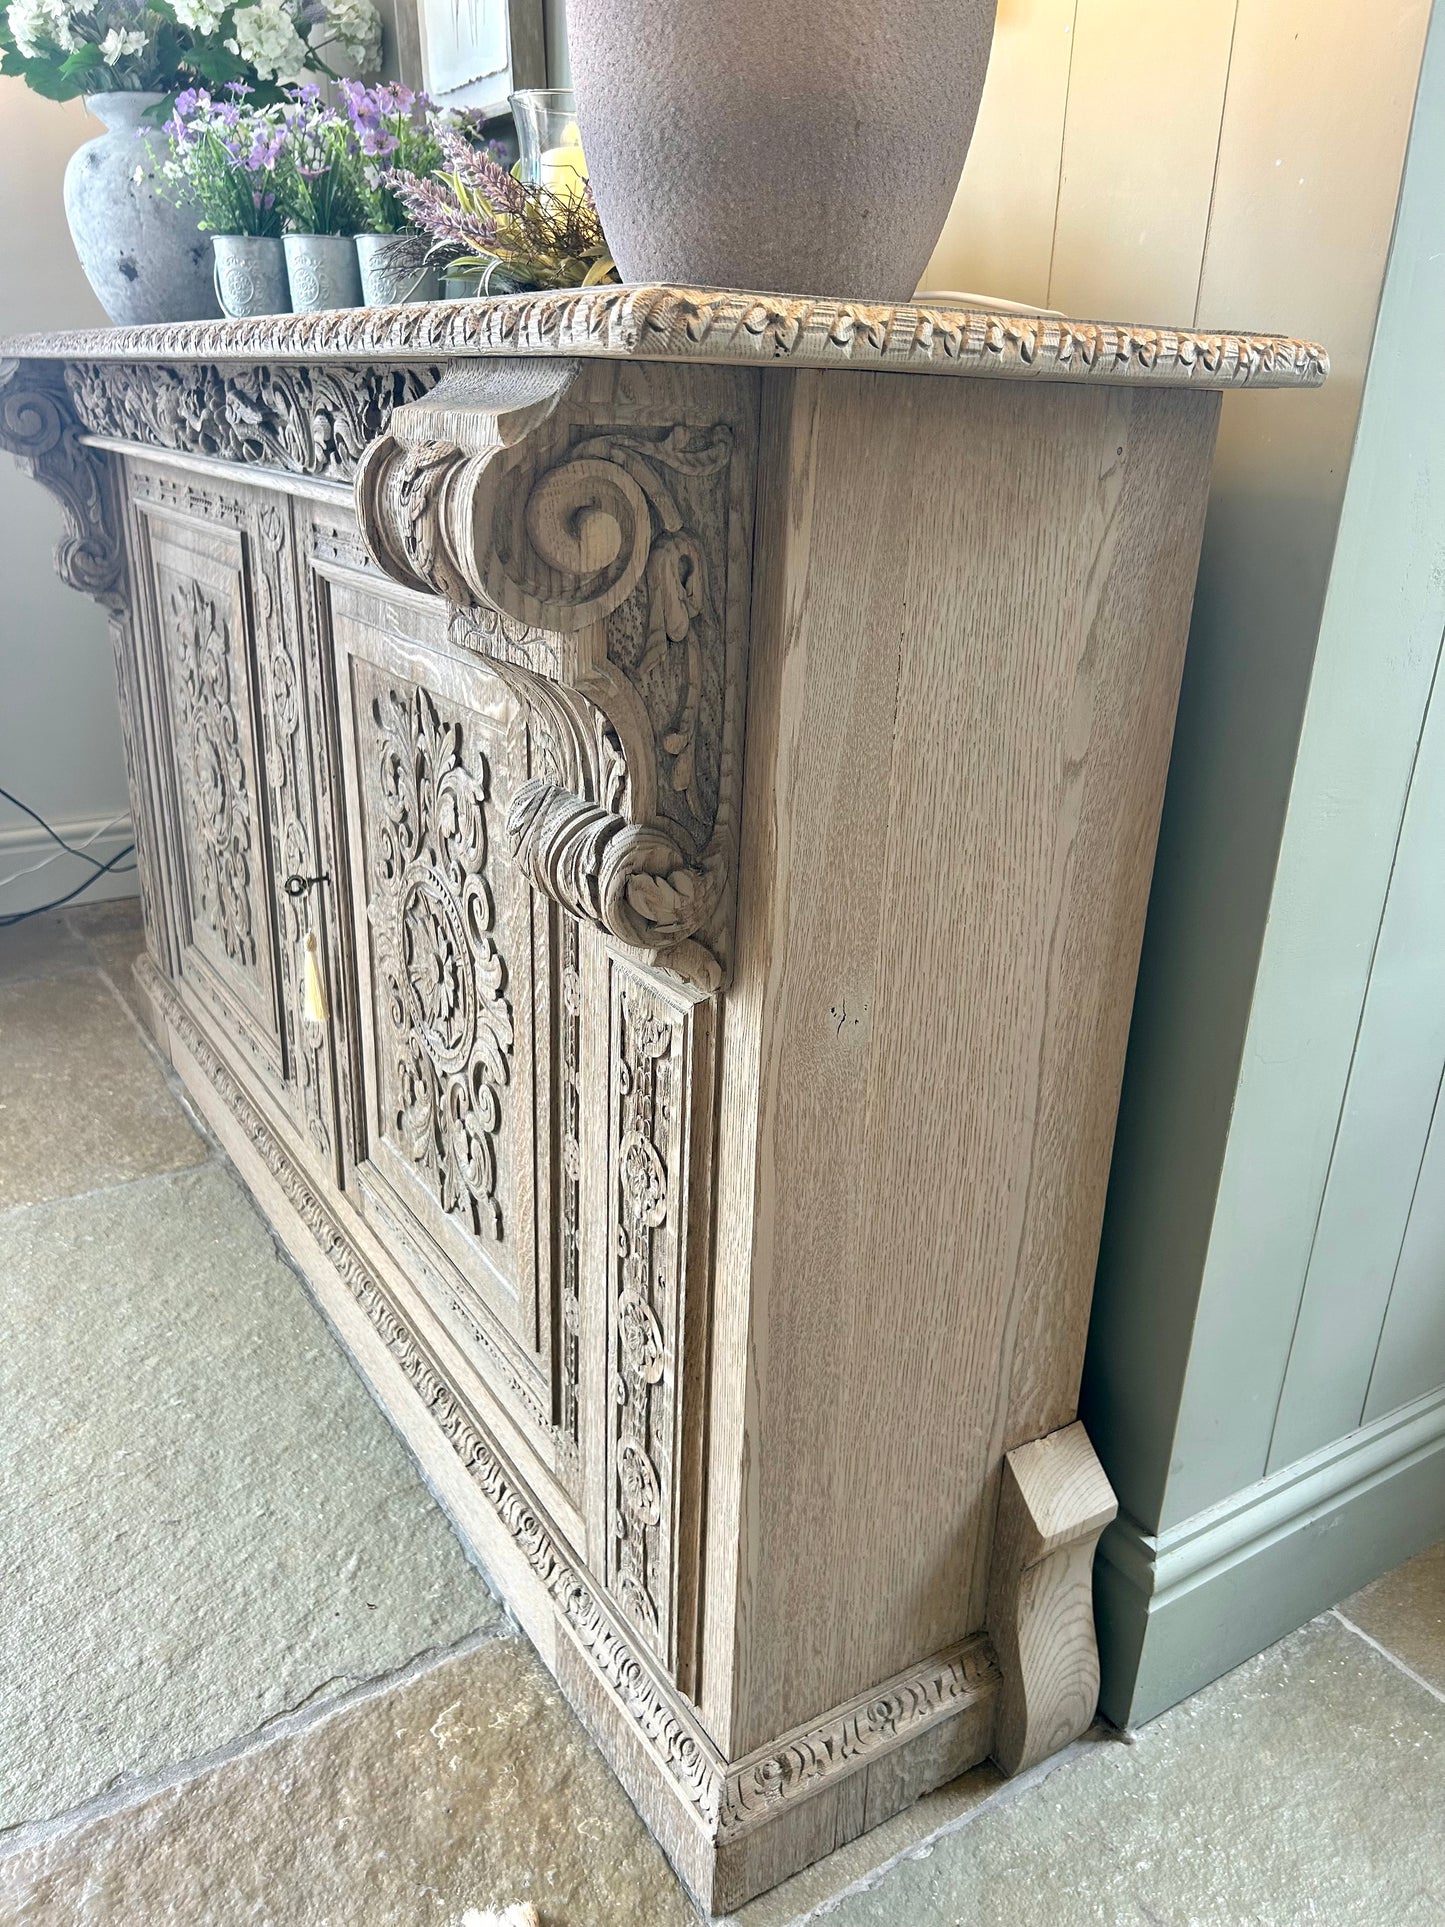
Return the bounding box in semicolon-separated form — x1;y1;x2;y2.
506;777;714;949
0;357;126;609
986;1421;1117;1775
353;357;752;986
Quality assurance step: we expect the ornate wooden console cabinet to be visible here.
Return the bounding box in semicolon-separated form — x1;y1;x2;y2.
0;289;1325;1910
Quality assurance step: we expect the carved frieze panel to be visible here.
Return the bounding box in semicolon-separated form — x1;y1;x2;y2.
605;957;714;1688
66;360;443;481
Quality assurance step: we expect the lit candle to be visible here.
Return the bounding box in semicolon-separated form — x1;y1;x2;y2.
538;141;589;197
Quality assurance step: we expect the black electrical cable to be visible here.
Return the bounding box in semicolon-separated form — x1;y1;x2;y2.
0;843;138;929
0;785;137;929
0;783;124;873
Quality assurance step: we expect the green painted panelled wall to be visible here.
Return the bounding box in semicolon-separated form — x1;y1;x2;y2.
1087;0;1445;1725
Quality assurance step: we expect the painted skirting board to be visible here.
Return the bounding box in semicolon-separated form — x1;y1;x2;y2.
1095;1385;1445;1729
0;811;136;917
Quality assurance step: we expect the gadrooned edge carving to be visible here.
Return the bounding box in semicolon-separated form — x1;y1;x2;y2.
3;286;1328;390
0;356;125;606
137;953;1001;1844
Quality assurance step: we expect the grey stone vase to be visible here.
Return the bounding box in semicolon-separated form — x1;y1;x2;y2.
568;0;998;300
63;92;221;325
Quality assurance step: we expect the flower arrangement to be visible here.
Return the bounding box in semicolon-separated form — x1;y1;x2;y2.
397;126;617;293
337;78;440;235
167;80;619;297
162;81;284;232
0;0;380;102
273;79;366;232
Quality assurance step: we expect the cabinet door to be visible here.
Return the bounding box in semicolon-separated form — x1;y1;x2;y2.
126;463;336;1168
320;563;581;1498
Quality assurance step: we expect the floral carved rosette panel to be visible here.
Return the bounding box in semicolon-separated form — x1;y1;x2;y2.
606;960;715;1687
365;679;515;1242
164;573;258;972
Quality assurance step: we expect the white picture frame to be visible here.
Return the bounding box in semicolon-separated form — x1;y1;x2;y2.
414;0;546;116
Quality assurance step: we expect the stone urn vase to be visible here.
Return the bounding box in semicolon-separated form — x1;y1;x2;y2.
567;0;998;300
63;92;221;325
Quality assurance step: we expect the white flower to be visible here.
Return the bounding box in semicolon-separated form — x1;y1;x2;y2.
309;0;379;74
171;0;224;29
7;0;75;56
227;0;309;80
99;23;147;60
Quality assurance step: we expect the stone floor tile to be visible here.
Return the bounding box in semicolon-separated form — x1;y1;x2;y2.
0;1632;700;1927
0;970;205;1208
0;1164;499;1831
0;910;91;986
85;925;153;1033
1340;1539;1445;1694
63;897;143;941
817;1617;1445;1927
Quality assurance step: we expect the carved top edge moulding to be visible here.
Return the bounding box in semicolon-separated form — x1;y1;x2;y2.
0;284;1328;390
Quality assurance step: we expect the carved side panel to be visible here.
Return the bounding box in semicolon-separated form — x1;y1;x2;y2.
604;957;715;1690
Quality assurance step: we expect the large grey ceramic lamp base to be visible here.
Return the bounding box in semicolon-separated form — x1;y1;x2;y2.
568;0;998;299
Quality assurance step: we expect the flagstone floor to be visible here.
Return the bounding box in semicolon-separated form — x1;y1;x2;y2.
1;899;1442;1927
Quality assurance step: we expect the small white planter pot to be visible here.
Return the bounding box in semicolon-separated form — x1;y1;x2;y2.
212;235;290;318
355;232;440;306
283;233;363;313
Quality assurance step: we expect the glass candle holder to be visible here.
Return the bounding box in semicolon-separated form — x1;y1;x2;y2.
509;86;589;199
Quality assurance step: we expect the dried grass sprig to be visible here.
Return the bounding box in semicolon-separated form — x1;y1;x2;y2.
397;125;617;292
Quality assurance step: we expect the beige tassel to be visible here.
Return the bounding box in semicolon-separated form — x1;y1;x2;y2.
303;927;328;1024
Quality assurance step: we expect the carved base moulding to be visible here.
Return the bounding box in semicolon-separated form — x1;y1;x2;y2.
0;290;1324;1912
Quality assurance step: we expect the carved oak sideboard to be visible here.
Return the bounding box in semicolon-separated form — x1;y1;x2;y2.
0;288;1326;1911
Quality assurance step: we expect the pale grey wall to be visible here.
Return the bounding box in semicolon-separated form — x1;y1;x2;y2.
0;84;134;917
1087;0;1445;1724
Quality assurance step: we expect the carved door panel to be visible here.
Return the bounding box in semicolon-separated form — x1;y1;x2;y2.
326;575;577;1495
127;464;335;1166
